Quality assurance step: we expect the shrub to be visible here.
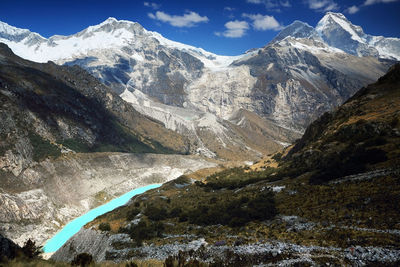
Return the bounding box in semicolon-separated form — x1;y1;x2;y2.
28;132;61;161
99;222;111;231
144;205;167;221
127;208;141;220
71;253;93;266
203;167;277;190
125;262;139;267
126;220;165;246
309;145;388;184
59;138;91;152
169;207;182;218
390;116;399;128
21;239;42;259
272;152;283;161
184;190;277;227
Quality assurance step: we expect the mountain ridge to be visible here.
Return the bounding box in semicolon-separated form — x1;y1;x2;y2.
0;12;397;160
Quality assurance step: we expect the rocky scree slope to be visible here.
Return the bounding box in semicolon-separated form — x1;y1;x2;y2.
0;43;216;246
0;13;396;159
53;66;400;266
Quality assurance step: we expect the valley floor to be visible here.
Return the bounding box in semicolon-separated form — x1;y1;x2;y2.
48;166;400;266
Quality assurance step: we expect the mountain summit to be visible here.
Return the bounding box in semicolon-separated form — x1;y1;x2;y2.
270;12;400;60
316;12;377;57
271;20;320;43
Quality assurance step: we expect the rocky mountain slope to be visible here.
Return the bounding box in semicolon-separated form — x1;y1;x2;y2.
0;43;188;175
52;65;400;266
0;43;217;246
0;12;397;159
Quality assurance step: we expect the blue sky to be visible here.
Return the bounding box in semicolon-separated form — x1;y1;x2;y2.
1;0;399;55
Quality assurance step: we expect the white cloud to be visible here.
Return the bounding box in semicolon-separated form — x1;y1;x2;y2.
246;0;291;9
143;2;160;10
224;7;236;11
345;5;360;14
215;20;249;38
148;11;209;27
343;0;397;15
304;0;339;11
364;0;398;5
280;1;292;7
243;13;283;31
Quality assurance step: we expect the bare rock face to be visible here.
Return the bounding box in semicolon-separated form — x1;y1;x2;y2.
51;228;118;262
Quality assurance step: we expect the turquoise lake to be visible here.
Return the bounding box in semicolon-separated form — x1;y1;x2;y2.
43;183;162;253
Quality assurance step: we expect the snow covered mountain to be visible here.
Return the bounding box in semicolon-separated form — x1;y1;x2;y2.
269;12;400;61
316;12;400;60
0;13;397;160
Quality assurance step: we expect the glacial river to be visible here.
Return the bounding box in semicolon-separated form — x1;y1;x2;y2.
43;183;162;253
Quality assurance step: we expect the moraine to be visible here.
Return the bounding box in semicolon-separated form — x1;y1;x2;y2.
43;184;162;253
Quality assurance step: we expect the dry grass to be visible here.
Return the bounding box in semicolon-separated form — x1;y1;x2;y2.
4;259;164;267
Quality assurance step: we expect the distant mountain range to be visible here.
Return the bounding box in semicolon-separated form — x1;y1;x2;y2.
0;12;397;160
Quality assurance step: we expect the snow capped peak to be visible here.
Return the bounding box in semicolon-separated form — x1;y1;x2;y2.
316;12;365;43
0;20;46;45
268;11;400;60
324;12;347;19
0;20;30;36
102;17;118;24
81;17;144;36
290;20;313;28
271;20;319;44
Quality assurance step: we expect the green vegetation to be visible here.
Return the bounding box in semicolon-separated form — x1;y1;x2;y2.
59;138;91;153
128;182;277;227
99;222;111;232
28;132;61;161
71;253;93;266
287;124;391;185
0;238;43;265
271;152;282;162
122;221;165;246
203;166;279;189
183;191;277;227
58;121;177;155
21;239;42;259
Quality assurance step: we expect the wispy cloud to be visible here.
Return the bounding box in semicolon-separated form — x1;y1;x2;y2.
143;2;160;10
304;0;339;12
344;0;397;15
345;5;360;14
215;20;249;38
224;7;236;11
148;11;209;27
243;13;283;31
364;0;398;5
246;0;291;9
